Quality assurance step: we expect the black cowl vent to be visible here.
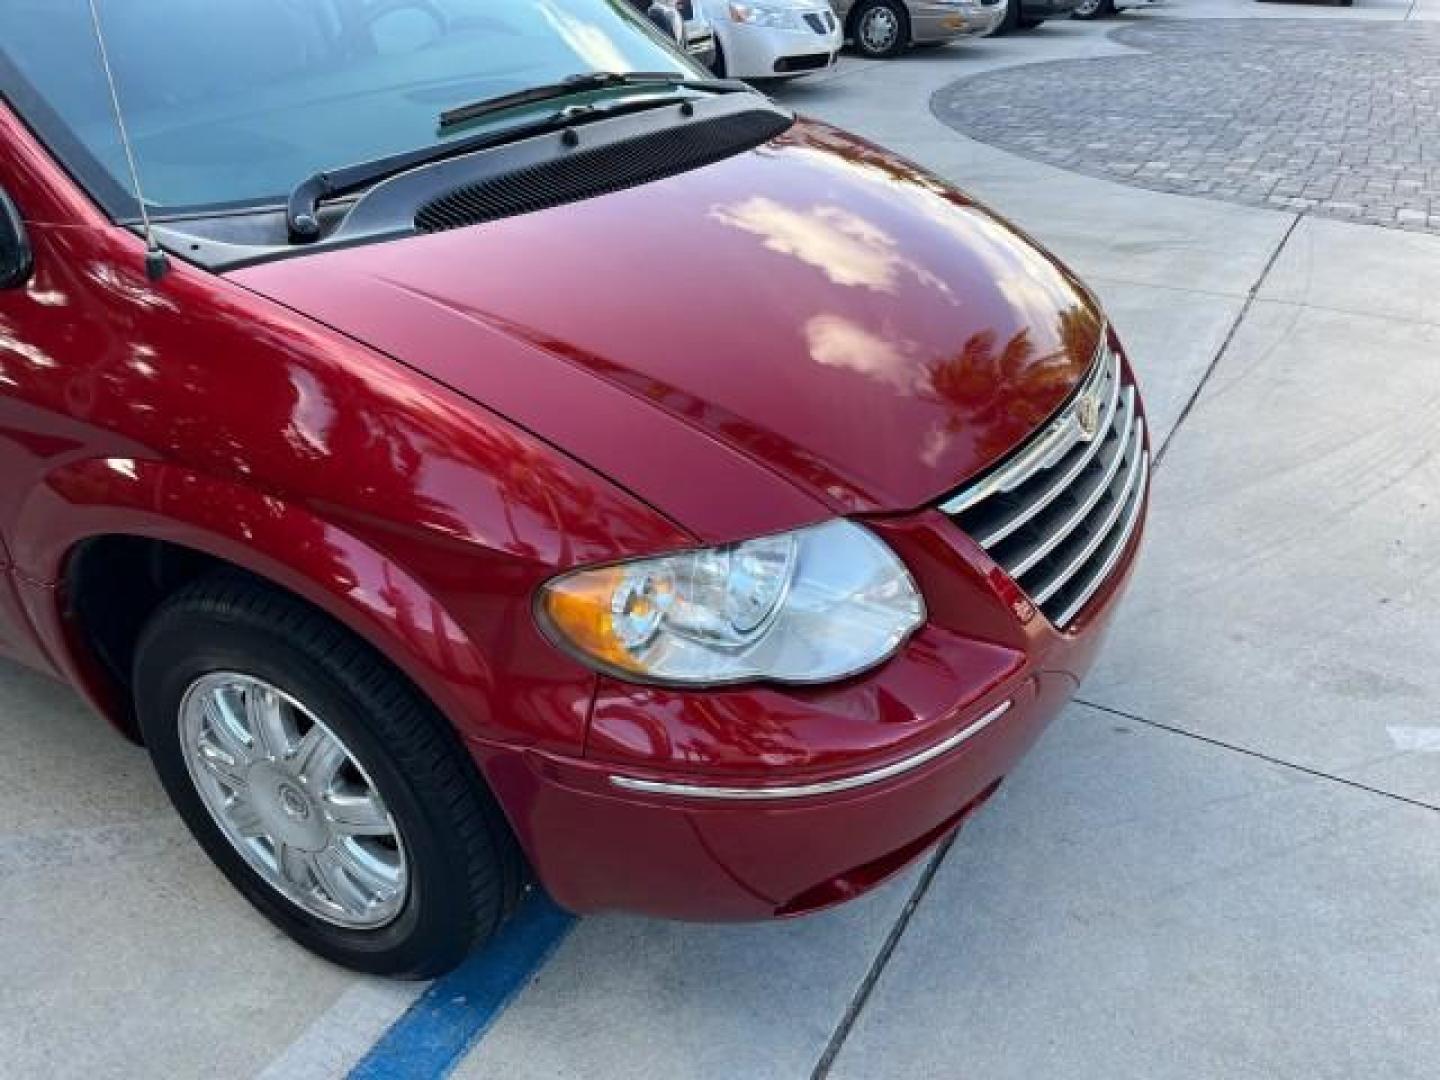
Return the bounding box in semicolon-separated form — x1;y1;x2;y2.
414;109;794;234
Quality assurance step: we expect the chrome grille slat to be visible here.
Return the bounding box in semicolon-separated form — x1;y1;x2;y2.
1030;429;1147;605
1007;411;1142;580
940;335;1148;629
1050;455;1149;626
979;380;1131;550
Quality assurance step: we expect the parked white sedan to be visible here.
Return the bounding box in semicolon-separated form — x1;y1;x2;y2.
700;1;843;80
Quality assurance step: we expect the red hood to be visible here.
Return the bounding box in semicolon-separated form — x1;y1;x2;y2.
232;120;1101;541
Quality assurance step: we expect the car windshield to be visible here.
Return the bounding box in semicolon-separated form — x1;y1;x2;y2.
0;0;695;217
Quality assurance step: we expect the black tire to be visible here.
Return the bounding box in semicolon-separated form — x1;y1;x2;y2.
133;573;523;978
1071;0;1115;17
993;0;1022;36
850;0;910;59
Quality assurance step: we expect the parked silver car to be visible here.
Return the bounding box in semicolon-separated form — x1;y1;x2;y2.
830;0;1004;57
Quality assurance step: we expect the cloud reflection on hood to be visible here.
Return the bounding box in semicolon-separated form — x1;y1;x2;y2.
805;313;921;393
710;196;953;300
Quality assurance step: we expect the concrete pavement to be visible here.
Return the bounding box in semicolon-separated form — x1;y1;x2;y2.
829;703;1440;1080
3;6;1438;1078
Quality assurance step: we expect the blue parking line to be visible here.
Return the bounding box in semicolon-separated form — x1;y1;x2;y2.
349;892;577;1079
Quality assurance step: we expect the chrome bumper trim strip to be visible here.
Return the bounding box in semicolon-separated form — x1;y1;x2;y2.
608;699;1012;800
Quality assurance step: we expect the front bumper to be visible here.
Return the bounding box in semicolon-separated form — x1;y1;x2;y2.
470;351;1149;920
912;1;1007;40
476;663;1094;919
1018;0;1081;19
718;18;843;78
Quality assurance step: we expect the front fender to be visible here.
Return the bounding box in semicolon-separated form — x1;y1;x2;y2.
12;457;601;756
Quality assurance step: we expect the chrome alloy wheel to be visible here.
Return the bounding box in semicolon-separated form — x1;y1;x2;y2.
859;6;900;53
179;672;408;929
1073;0;1104;14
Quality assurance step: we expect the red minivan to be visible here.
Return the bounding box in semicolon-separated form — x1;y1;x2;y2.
0;0;1148;976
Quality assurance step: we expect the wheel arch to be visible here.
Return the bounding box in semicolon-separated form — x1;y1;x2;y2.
14;458;506;745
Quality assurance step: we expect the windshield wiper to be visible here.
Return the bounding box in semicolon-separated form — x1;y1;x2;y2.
286;72;749;243
437;71;747;132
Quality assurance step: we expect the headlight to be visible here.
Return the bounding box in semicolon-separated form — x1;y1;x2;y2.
538;520;925;686
728;2;801;28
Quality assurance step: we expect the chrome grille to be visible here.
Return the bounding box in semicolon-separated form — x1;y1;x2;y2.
940;338;1148;629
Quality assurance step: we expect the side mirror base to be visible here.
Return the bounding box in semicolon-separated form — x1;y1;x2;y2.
646;2;686;45
0;188;33;290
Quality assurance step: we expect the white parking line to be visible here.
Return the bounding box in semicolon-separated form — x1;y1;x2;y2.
255;978;425;1080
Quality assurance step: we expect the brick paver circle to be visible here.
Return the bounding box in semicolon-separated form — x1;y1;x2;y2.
933;20;1440;233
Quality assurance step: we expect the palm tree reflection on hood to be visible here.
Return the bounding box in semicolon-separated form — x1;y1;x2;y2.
922;303;1097;470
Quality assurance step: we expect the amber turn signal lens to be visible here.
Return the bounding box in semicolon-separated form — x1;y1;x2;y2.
540;566;649;674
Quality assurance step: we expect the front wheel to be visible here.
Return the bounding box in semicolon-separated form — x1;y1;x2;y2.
134;575;522;977
1072;0;1116;18
850;0;910;58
